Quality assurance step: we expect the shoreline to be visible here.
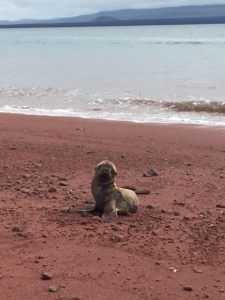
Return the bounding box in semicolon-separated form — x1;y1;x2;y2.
1;113;225;299
0;111;225;129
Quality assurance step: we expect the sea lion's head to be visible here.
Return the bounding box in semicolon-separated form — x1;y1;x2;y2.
94;160;117;183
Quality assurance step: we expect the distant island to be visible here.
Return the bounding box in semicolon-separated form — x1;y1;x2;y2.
1;4;225;28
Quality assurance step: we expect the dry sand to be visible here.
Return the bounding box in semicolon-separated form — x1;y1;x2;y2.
0;113;225;299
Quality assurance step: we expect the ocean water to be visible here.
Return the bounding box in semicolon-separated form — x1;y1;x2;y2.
0;24;225;126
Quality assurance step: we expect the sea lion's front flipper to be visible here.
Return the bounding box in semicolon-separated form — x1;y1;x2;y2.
102;200;118;220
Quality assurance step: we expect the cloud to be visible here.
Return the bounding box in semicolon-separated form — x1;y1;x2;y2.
1;0;225;20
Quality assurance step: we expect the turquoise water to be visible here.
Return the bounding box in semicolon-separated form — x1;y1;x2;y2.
0;24;225;125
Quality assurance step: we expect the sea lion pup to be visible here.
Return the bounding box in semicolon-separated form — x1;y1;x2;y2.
77;160;139;220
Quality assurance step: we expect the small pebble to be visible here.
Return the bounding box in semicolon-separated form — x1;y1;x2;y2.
48;187;57;193
183;286;193;292
23;173;31;179
9;146;16;150
41;272;53;280
146;204;154;209
20;188;31;194
48;286;58;293
111;225;123;232
81;211;90;217
111;234;126;242
136;188;151;195
12;226;22;232
193;267;203;274
216;204;225;209
143;168;158;177
34;163;42;168
58;181;68;186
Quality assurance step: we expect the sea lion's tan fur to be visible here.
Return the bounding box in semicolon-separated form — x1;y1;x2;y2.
91;160;139;219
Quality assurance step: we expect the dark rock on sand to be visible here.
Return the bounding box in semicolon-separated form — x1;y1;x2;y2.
41;272;53;280
48;187;57;193
81;211;90;217
216;204;225;208
135;188;151;195
183;286;193;292
58;181;68;186
143;169;158;177
12;226;23;232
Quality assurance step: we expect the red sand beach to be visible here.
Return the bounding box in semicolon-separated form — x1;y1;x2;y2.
0;113;225;299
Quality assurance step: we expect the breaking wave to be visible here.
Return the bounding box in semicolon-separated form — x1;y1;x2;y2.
94;99;225;115
163;100;225;114
0;87;225;126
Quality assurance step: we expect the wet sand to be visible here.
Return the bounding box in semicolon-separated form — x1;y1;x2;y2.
0;113;225;299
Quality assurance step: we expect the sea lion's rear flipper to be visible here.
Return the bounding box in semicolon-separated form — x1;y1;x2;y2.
75;205;97;213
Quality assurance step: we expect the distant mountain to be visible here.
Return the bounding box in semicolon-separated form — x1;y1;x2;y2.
1;4;225;27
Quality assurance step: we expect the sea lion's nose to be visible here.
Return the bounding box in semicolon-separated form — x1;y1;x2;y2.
102;167;109;173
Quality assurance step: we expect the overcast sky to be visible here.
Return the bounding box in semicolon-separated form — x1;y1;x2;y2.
1;0;225;20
